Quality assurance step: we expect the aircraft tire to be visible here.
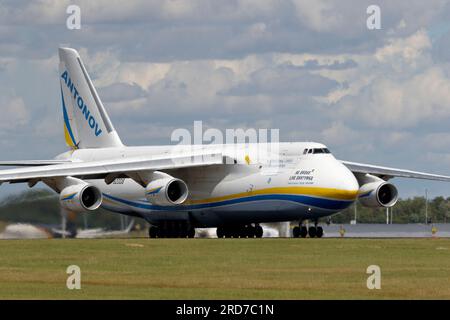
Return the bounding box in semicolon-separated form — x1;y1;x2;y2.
293;226;300;238
224;227;233;238
188;226;195;238
235;226;242;238
159;222;168;238
300;226;308;238
246;225;256;238
150;222;197;238
148;226;158;238
255;225;263;238
236;226;243;238
244;225;253;238
316;226;324;238
240;226;248;238
177;222;186;238
308;226;317;238
166;224;173;238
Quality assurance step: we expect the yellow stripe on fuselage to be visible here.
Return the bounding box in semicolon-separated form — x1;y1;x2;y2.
185;186;358;205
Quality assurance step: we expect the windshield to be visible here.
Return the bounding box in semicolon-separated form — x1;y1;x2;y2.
303;148;331;155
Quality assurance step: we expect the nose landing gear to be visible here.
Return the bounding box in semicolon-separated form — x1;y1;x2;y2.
293;225;308;238
308;226;317;238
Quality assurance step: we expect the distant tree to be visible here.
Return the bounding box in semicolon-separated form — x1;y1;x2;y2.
0;188;135;229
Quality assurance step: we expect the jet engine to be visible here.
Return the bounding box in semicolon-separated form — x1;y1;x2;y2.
60;183;103;212
358;180;398;208
145;173;188;206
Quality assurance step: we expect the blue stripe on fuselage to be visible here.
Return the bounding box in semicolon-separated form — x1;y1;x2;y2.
102;193;353;212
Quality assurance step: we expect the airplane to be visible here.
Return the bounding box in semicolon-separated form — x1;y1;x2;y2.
0;219;135;239
1;47;450;239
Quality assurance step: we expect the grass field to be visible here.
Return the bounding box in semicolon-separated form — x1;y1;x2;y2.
0;238;449;299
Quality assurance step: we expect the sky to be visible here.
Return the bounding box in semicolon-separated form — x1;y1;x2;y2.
1;0;450;199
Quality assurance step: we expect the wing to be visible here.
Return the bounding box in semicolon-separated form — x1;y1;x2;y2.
0;153;226;186
341;160;450;182
0;160;72;166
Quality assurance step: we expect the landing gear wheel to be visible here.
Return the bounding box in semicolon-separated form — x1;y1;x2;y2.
240;225;249;238
149;222;196;238
300;226;308;238
308;226;317;238
166;223;174;238
246;225;256;238
316;226;324;238
225;227;232;238
188;226;195;238
217;224;263;239
293;226;300;238
255;225;263;238
148;226;158;238
233;226;241;238
173;223;182;238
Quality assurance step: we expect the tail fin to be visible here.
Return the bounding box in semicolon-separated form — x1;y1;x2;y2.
58;47;123;149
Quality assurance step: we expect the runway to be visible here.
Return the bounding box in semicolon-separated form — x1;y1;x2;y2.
320;223;448;238
197;223;448;239
0;222;448;239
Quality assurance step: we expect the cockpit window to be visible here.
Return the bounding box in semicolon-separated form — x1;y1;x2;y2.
311;148;331;154
303;148;331;155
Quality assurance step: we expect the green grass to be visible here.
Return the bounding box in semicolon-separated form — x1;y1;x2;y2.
0;238;449;299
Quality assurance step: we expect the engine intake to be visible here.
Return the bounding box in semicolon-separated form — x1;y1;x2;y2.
358;180;398;208
146;174;188;206
60;183;102;212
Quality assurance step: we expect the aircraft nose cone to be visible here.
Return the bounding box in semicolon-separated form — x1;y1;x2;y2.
342;166;359;192
339;166;359;203
327;160;359;199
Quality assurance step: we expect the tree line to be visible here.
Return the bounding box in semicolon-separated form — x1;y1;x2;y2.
332;196;450;224
0;189;128;229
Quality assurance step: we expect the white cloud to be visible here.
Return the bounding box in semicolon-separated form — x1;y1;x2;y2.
375;29;432;67
338;66;450;128
75;47;171;89
0;0;69;25
321;122;356;145
0;94;29;130
291;0;343;32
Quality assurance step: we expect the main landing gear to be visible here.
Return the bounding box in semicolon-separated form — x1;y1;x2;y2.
293;220;323;238
292;225;308;238
216;224;263;238
148;221;195;238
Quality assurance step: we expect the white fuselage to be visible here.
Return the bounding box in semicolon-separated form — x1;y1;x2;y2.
56;142;359;227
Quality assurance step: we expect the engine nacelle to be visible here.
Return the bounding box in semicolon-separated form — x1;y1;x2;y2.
358;181;398;208
60;183;103;212
145;174;188;206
